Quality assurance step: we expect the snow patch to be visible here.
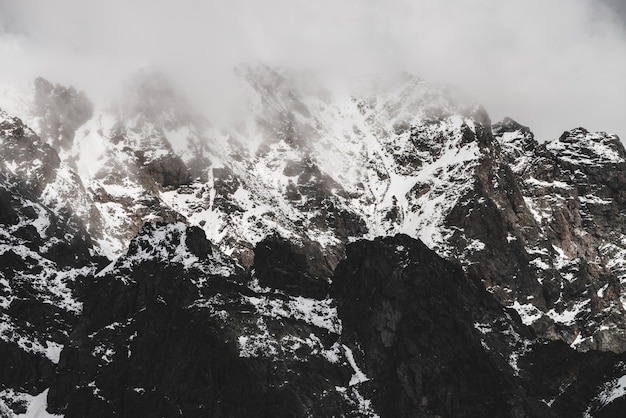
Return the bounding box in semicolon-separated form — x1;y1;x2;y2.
243;295;341;334
547;299;590;326
510;301;543;326
343;345;369;386
45;341;63;364
15;389;62;418
595;375;626;407
474;322;492;334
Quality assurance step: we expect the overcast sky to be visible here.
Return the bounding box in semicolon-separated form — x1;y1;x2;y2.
0;0;625;141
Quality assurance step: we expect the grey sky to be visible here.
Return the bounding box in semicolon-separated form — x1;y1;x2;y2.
0;0;625;141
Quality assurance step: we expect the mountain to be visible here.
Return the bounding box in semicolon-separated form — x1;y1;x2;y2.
1;66;626;416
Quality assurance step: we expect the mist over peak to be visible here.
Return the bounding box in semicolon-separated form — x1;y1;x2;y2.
1;0;625;141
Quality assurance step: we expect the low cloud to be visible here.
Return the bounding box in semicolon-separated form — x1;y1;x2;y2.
1;0;625;140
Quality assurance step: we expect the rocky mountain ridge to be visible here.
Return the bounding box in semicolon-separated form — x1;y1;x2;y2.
1;68;626;416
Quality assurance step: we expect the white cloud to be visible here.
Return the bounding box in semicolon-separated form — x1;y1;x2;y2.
0;0;625;141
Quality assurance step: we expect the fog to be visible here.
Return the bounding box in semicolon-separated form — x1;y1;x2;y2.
0;0;625;141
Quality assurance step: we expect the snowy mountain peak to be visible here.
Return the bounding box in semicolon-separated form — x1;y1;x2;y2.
549;127;625;166
32;76;93;153
3;68;626;415
0;107;61;193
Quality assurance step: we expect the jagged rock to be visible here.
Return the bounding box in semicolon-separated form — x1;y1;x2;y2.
44;223;358;416
144;155;191;188
253;236;332;298
0;109;61;192
33;77;93;152
518;341;626;417
333;235;626;417
332;235;543;417
494;124;626;351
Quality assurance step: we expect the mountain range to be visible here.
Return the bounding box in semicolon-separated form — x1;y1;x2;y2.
1;66;626;417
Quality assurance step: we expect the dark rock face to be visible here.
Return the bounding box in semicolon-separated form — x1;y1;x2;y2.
333;235;626;417
46;223;255;416
253;236;332;299
144;155;191;188
517;341;626;417
42;223;358;417
332;235;535;417
490;121;626;351
49;257;273;416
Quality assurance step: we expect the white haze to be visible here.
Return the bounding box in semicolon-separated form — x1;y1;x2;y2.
0;0;625;141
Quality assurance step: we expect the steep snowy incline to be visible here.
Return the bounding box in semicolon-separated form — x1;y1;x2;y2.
157;68;498;267
0;69;518;266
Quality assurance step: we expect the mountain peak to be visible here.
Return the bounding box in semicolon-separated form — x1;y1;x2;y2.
550;127;625;166
3;69;626;416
